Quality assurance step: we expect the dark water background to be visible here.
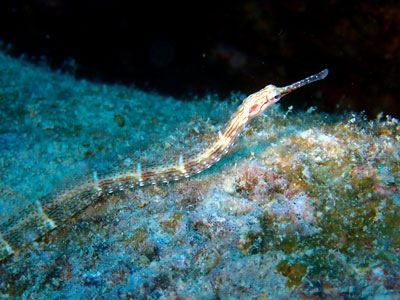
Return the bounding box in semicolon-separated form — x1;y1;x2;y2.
0;0;399;117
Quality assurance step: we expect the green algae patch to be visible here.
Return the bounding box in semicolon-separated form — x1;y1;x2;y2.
114;113;125;127
160;211;183;234
129;227;148;244
382;210;400;248
276;260;308;288
241;231;265;255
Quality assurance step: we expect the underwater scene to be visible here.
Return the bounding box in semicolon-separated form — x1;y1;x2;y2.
0;1;399;299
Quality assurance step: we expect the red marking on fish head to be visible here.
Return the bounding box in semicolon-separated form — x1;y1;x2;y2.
249;104;260;115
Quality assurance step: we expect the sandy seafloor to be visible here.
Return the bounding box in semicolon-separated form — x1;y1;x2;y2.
0;50;399;299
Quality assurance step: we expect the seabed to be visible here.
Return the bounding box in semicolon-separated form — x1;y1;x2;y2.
0;50;399;299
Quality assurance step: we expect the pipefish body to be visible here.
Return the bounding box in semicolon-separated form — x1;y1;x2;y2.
0;69;328;261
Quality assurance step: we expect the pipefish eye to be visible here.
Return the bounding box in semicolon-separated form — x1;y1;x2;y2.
271;95;281;102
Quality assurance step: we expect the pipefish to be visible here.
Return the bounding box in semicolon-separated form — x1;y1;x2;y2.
0;69;328;261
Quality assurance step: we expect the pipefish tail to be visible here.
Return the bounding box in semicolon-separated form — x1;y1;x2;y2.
0;69;328;261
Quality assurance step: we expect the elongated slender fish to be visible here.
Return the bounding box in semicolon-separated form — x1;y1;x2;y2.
0;69;328;261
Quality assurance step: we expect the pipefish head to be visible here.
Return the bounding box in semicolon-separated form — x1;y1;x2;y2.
245;68;329;119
